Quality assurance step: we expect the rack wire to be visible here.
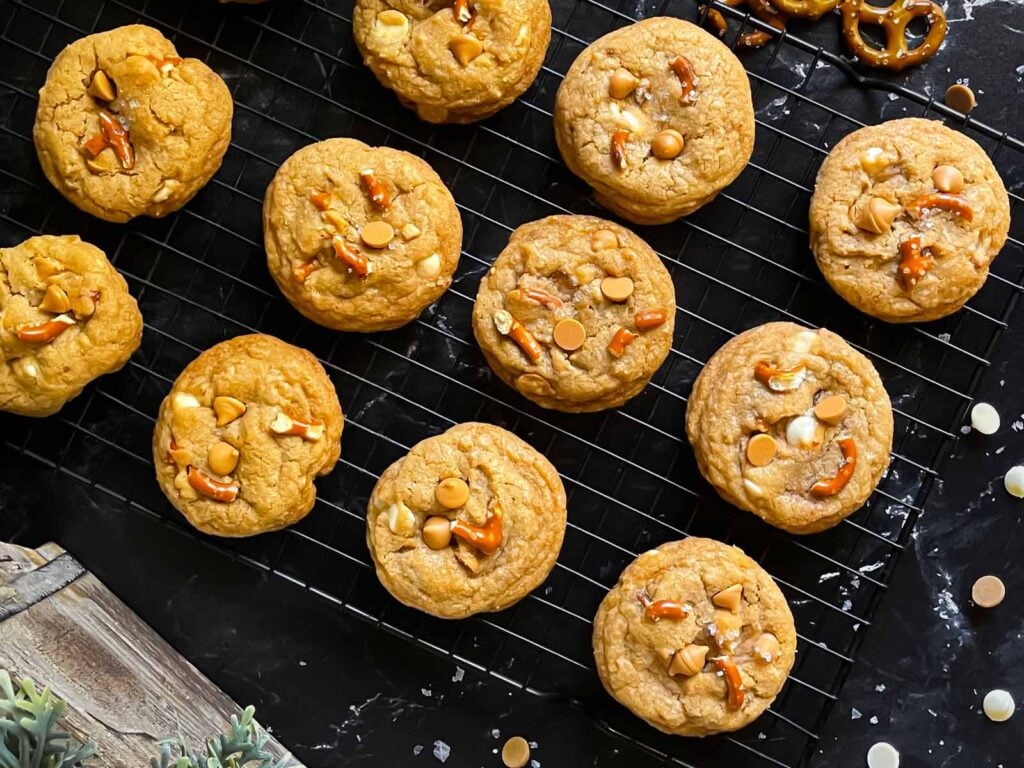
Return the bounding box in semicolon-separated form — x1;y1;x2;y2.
1;0;1022;765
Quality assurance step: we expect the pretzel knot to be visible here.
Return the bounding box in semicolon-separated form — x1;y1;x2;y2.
769;0;839;20
841;0;947;71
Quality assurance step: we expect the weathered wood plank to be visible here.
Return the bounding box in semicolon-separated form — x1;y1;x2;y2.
0;541;301;767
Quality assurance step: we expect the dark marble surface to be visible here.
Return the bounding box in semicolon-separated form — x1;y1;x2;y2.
1;0;1023;767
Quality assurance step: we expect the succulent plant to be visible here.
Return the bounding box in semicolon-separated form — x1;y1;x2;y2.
149;706;293;768
0;670;96;768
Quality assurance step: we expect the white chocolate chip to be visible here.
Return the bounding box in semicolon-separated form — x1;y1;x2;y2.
172;393;200;411
151;179;180;203
982;689;1015;722
743;479;764;497
786;415;822;449
375;9;410;39
416;253;442;278
790;330;818;355
387;502;416;537
493;309;514;336
608;102;641;132
969;402;1000;435
866;742;900;768
1004;466;1024;498
400;223;421;241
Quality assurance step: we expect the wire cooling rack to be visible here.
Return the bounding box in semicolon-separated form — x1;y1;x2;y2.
1;0;1022;765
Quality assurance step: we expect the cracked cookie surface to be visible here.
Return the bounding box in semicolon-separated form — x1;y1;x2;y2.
593;538;796;736
0;235;142;417
366;422;566;618
264;138;462;332
810;118;1011;323
34;24;233;223
152;334;343;537
554;17;754;225
472;215;675;412
686;322;893;534
352;0;551;124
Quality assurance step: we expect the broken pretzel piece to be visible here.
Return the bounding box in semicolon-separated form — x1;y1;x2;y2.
634;308;667;331
905;192;973;222
332;236;371;278
451;511;503;554
509;286;563;309
293;260;321;283
608;327;637;358
754;361;807;392
270;412;324;442
610;130;630;171
713;656;745;709
186;465;239;503
453;0;473;24
809;436;857;498
669;55;699;104
89;110;135;170
360;169;390;210
16;314;76;344
644;599;691;622
493;309;544;364
310;190;332;211
896;237;934;291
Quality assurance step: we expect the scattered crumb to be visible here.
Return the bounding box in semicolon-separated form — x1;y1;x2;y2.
421;688;433;698
452;667;465;683
870;716;879;725
414;745;423;756
852;708;863;720
875;684;886;693
492;728;501;739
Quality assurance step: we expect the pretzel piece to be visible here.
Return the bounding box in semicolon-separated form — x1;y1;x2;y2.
841;0;947;71
769;0;838;19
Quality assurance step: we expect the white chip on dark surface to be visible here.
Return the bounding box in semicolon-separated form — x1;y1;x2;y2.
433;740;450;762
866;741;900;768
970;402;1000;435
983;689;1015;722
1005;466;1024;498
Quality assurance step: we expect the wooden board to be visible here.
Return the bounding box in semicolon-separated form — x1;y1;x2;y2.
0;541;301;767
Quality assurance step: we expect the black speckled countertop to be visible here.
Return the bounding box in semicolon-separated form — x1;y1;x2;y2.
1;0;1022;766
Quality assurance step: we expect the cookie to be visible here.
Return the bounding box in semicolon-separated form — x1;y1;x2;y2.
366;422;567;618
264;138;462;332
554;17;755;225
0;235;142;417
352;0;552;124
810;118;1011;323
34;25;233;223
593;538;796;737
152;334;343;537
686;322;893;534
472;215;675;412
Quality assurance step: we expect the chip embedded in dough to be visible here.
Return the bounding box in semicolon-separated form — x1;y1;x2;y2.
152;334;343;537
0;235;142;417
34;24;233;223
366;422;567;618
554;17;755;224
686;322;893;534
593;538;796;736
809;118;1010;322
472;215;676;412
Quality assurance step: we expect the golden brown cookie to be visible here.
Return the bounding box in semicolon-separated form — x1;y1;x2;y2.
554;17;755;225
152;334;343;537
593;538;796;736
352;0;552;124
686;322;893;534
264;138;462;332
34;25;233;223
809;118;1011;322
472;215;675;412
366;422;567;618
0;235;142;417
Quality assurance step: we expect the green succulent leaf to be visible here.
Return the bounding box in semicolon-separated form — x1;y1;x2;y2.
149;706;293;768
0;671;96;768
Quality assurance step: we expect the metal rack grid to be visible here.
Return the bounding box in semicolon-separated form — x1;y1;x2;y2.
0;0;1021;765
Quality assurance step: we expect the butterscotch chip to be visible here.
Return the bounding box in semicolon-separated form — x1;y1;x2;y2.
945;83;977;114
501;736;531;768
152;335;343;537
813;394;847;424
745;433;777;467
34;25;232;222
687;322;893;534
971;575;1005;608
435;477;470;509
810;118;1010;323
600;276;635;302
360;220;395;248
593;538;796;736
555;17;754;225
422;516;453;550
553;318;586;351
367;423;566;618
353;0;552;124
0;236;142;417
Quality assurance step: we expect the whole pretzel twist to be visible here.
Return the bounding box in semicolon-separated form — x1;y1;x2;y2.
840;0;947;71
